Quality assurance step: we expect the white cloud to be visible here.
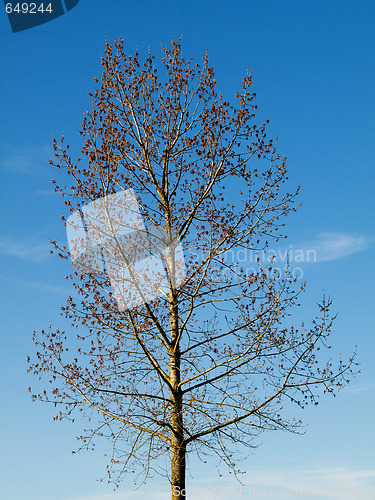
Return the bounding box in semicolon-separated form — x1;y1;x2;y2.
0;274;71;295
281;232;373;264
238;466;375;497
311;232;372;262
0;145;52;174
0;236;51;262
34;189;57;197
343;381;375;394
58;467;375;500
65;490;169;500
226;232;372;268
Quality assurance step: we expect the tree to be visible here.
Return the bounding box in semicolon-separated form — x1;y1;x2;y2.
28;39;357;499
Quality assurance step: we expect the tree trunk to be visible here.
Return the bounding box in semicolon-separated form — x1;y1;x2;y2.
170;303;186;497
170;344;186;498
168;228;186;498
171;424;186;499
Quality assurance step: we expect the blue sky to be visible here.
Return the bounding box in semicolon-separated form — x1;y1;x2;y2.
0;1;374;499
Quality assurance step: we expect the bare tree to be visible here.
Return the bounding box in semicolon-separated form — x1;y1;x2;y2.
28;39;357;499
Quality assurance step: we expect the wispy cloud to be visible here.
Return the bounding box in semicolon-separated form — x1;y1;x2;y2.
34;189;57;197
0;274;71;295
61;467;375;500
312;232;372;262
343;381;375;394
230;232;373;269
291;232;373;263
0;144;52;174
0;236;51;262
65;491;169;500
240;466;375;496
